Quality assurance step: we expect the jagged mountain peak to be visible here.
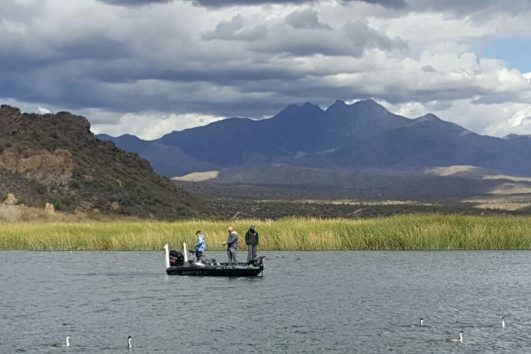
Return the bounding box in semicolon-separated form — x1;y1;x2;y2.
416;113;442;122
326;98;387;114
271;101;324;122
351;98;386;110
326;98;393;118
410;113;475;136
325;99;348;114
99;98;531;177
302;101;322;110
110;133;145;140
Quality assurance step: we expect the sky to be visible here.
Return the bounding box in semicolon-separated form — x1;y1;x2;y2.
1;0;531;140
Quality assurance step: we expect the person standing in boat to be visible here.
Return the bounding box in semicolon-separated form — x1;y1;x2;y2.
245;224;259;262
194;230;206;261
223;227;238;264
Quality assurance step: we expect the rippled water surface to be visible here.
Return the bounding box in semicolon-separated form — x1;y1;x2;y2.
2;251;531;353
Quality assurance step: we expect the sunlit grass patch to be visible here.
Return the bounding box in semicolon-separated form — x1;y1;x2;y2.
1;215;531;251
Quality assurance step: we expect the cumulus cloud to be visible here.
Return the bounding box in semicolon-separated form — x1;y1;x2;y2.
483;106;531;137
1;0;531;140
37;106;51;114
91;111;224;139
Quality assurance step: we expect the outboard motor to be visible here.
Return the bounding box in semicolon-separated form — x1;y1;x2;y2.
169;250;184;266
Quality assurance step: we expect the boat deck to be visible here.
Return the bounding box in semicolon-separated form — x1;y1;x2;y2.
166;262;264;276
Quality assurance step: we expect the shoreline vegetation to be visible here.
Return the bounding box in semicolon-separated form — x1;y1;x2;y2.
2;215;531;251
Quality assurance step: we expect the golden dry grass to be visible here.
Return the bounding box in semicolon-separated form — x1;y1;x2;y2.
2;214;531;251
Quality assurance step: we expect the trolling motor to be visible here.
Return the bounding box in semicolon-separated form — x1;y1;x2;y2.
248;256;266;266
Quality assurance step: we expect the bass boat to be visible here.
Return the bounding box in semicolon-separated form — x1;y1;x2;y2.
164;244;265;277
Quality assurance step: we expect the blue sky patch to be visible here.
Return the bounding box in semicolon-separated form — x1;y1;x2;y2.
484;37;531;72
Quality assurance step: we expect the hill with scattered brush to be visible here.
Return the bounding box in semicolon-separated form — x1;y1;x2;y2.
0;105;207;219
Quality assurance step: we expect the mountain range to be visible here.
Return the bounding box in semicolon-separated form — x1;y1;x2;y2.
98;99;531;181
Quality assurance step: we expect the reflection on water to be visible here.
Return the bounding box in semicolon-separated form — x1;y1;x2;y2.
2;251;531;353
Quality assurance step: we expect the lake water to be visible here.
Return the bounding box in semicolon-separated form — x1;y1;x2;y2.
1;250;531;353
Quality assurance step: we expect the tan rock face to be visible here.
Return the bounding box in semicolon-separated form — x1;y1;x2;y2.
44;202;55;213
0;148;74;187
4;193;17;205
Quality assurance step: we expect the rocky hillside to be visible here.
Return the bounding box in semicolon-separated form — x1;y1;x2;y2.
0;105;207;219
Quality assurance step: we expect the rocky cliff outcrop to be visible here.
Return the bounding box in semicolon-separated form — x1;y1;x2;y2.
0;105;23;135
0;148;74;188
0;105;207;218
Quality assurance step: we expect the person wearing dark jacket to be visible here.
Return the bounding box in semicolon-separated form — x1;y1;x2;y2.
245;225;259;262
223;226;238;264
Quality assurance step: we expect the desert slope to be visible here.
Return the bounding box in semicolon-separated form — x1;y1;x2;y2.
0;105;207;219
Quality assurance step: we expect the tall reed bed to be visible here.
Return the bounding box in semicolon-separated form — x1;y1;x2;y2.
2;215;531;251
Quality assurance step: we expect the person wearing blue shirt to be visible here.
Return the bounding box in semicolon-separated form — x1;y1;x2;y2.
194;230;206;261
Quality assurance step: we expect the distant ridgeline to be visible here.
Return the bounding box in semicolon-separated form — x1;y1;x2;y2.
0;105;206;218
97;99;531;201
99;99;531;178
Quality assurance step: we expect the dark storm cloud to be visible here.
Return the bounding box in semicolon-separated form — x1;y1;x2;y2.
245;22;406;57
188;0;312;7
286;9;332;30
98;0;173;6
202;15;268;41
204;12;405;57
3;0;531;137
408;0;528;14
51;37;132;61
186;0;406;8
343;20;406;52
185;0;531;14
89;60;304;85
100;0;407;8
472;91;531;105
96;0;528;18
